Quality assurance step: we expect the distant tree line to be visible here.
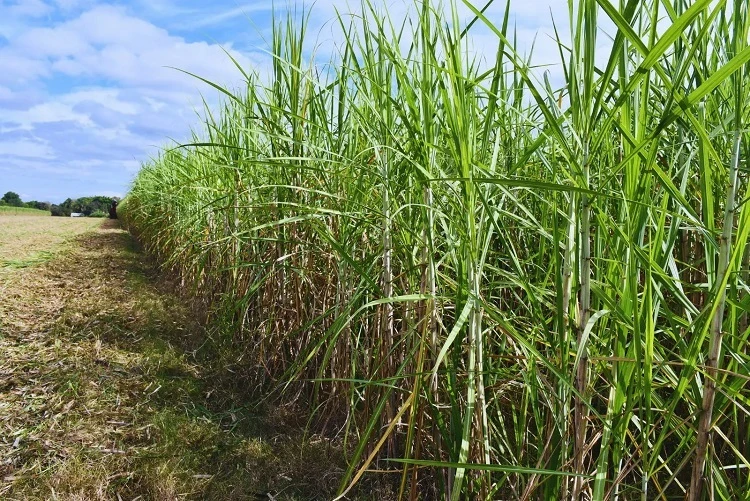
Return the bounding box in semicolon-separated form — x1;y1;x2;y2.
52;196;119;217
1;191;119;217
1;191;51;211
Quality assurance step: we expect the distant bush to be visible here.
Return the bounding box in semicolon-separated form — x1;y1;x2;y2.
1;191;24;207
50;205;69;217
26;200;51;211
89;210;107;218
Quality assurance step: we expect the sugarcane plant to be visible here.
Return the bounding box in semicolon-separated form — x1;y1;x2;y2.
121;0;750;498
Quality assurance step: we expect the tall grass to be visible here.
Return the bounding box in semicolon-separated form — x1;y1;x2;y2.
122;0;750;498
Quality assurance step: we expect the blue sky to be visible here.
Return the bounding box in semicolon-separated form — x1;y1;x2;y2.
0;0;570;204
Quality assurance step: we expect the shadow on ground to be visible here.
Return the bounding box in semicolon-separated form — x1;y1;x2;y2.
0;220;355;500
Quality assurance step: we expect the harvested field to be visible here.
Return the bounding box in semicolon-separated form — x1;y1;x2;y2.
0;219;368;500
0;216;100;269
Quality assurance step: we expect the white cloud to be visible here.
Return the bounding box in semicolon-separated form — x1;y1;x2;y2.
144;96;166;111
184;2;275;29
61;89;139;115
5;0;52;18
6;5;257;90
50;0;92;10
0;138;55;159
0;2;261;189
1;101;93;128
0;53;49;84
15;26;91;58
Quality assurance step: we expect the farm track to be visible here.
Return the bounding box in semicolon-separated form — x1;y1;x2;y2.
0;219;353;500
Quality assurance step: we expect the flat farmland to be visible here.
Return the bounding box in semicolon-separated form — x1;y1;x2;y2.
0;216;101;268
0;217;351;500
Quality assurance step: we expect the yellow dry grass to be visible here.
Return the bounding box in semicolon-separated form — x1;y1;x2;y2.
0;216;101;268
0;220;363;500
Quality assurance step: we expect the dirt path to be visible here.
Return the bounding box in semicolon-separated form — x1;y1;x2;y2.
0;219;345;500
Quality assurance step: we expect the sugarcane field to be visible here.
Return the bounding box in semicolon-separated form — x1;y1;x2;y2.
2;1;750;499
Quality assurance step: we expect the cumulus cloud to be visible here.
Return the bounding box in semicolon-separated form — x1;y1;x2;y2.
0;2;264;201
8;5;257;88
0;138;55;159
2;101;93;129
50;0;95;11
5;0;53;18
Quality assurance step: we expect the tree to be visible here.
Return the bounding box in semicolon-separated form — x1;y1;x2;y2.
2;191;23;207
26;201;51;211
50;205;68;217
